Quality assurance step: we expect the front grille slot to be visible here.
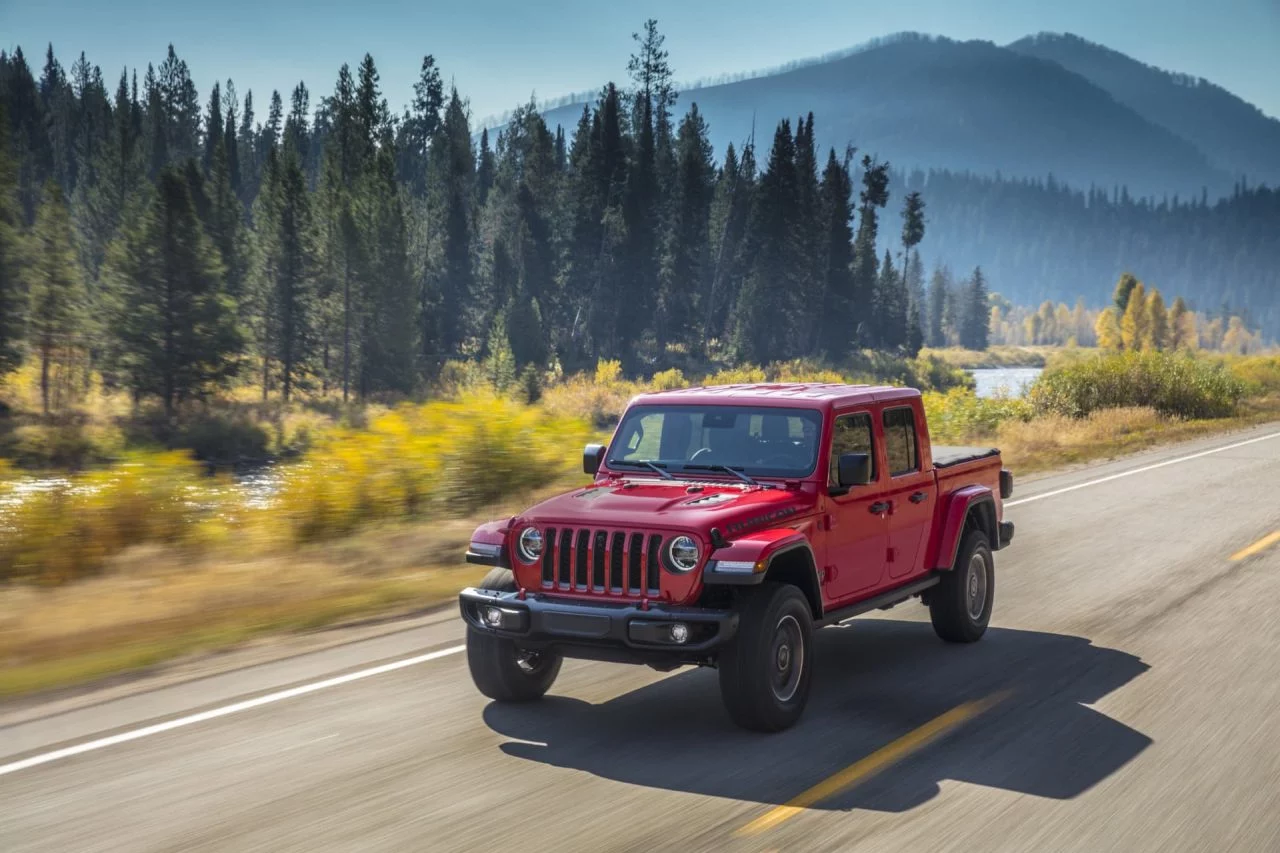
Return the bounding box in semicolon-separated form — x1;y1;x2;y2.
558;529;574;587
592;531;608;589
646;534;662;593
541;527;556;585
609;532;626;590
627;534;644;592
574;530;590;588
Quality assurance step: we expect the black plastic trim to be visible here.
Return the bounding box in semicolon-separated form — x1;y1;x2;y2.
459;588;739;662
999;520;1015;548
465;549;506;567
816;573;941;627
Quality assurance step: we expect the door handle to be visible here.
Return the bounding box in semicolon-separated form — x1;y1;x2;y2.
869;501;891;514
910;491;929;504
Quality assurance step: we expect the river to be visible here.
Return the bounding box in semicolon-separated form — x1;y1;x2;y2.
969;367;1043;399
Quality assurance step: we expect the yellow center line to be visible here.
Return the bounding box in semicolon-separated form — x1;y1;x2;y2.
736;690;1011;837
1231;530;1280;562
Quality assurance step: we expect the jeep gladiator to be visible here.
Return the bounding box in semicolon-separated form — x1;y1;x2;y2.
459;383;1015;731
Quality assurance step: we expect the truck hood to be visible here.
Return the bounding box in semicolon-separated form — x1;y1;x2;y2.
516;478;817;535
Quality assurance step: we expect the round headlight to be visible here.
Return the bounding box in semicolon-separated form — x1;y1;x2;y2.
666;536;700;572
517;527;544;563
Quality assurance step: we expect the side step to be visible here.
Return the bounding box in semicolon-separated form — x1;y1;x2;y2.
816;573;941;628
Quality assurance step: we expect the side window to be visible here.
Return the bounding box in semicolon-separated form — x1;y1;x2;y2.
883;406;920;476
828;413;875;487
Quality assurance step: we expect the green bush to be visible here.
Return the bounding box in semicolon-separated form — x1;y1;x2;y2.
922;389;1033;443
1029;352;1245;419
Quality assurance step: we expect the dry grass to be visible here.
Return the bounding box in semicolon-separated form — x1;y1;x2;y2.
919;346;1061;369
998;397;1280;474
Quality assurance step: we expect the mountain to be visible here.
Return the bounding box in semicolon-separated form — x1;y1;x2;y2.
1008;33;1280;188
539;33;1235;199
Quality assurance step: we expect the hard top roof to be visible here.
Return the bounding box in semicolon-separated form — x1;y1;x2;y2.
628;382;920;409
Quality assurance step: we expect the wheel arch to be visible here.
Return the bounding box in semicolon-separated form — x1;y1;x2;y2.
761;544;824;620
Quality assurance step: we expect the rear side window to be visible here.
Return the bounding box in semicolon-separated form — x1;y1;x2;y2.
883;406;919;476
828;413;875;487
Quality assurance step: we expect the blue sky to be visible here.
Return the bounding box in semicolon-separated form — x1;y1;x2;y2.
3;0;1278;123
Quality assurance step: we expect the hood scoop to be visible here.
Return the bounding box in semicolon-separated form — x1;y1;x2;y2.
683;492;738;507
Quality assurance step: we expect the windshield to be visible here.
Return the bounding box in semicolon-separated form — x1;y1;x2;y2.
607;405;823;479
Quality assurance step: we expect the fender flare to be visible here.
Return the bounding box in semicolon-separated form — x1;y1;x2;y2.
929;486;998;571
704;528;824;616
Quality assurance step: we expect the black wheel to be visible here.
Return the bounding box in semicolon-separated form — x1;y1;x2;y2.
466;568;562;702
930;529;994;643
718;583;814;732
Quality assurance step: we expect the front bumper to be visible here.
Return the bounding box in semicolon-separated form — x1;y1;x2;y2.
458;588;738;664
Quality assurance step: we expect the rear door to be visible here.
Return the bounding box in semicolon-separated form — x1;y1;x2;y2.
881;403;935;579
822;410;890;602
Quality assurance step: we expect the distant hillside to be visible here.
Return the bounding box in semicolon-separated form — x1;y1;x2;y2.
541;34;1231;199
1008;33;1280;188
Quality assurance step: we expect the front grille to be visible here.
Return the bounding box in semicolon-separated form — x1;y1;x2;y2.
541;527;663;597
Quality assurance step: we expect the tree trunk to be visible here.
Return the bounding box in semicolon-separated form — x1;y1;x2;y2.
342;260;351;404
40;342;50;415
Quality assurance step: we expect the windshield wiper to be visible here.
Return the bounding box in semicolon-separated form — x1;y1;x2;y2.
681;464;763;487
609;459;674;480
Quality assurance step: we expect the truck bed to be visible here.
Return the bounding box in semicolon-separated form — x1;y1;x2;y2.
932;445;1000;468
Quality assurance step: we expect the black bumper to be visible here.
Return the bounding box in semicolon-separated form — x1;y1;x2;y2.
458;588;738;665
999;520;1015;548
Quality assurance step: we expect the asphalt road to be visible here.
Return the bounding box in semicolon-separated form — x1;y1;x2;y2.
4;424;1280;852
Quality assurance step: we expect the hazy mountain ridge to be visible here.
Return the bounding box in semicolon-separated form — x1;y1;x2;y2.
540;32;1264;198
1008;32;1280;188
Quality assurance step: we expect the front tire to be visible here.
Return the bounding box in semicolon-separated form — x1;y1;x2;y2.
930;529;994;643
466;568;562;702
718;583;815;732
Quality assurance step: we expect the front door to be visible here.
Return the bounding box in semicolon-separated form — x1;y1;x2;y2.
881;404;934;579
823;411;889;603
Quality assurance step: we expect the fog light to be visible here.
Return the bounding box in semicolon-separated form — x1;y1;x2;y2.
482;606;503;628
669;623;690;644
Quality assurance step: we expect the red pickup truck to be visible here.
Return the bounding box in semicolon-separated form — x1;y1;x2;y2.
460;383;1014;731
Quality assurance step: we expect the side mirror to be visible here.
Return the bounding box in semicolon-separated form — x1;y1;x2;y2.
838;453;872;488
583;444;607;476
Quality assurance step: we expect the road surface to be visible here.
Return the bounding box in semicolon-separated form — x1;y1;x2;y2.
4;424;1280;852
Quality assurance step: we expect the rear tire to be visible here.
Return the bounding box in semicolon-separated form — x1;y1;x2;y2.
930;529;994;643
718;583;814;732
466;568;562;702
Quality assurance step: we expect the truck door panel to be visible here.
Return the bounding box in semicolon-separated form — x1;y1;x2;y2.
823;410;889;603
881;404;934;579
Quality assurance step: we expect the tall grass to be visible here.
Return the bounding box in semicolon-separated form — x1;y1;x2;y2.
1028;351;1246;419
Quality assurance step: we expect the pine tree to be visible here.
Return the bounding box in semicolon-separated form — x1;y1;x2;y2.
203;81;223;173
0;103;29;376
396;56;443;197
1120;281;1148;350
814;148;855;359
28;182;84;413
108;168;241;414
926;265;948;348
851;155;889;347
434;88;475;363
222;80;241;196
1112;272;1139;313
359;137;416;395
1169;296;1194;350
261;90;283;157
959;266;989;351
621;90;659;369
791;113;823;348
875;249;907;351
657;102;714;351
269;150;316;401
707;140;755;343
733;120;799;364
475;127;495;207
1144;288;1169;351
235;89;257;206
900;191;926;351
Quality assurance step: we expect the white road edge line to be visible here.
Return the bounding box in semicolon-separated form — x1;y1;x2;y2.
1004;430;1280;508
0;644;465;778
6;427;1279;778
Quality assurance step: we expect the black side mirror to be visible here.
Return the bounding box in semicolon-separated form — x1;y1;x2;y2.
583;444;607;475
838;453;872;488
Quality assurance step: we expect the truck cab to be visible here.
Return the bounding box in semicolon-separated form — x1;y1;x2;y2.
460;383;1014;731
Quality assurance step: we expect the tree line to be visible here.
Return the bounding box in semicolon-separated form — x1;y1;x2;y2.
0;24;1000;414
902;170;1280;339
